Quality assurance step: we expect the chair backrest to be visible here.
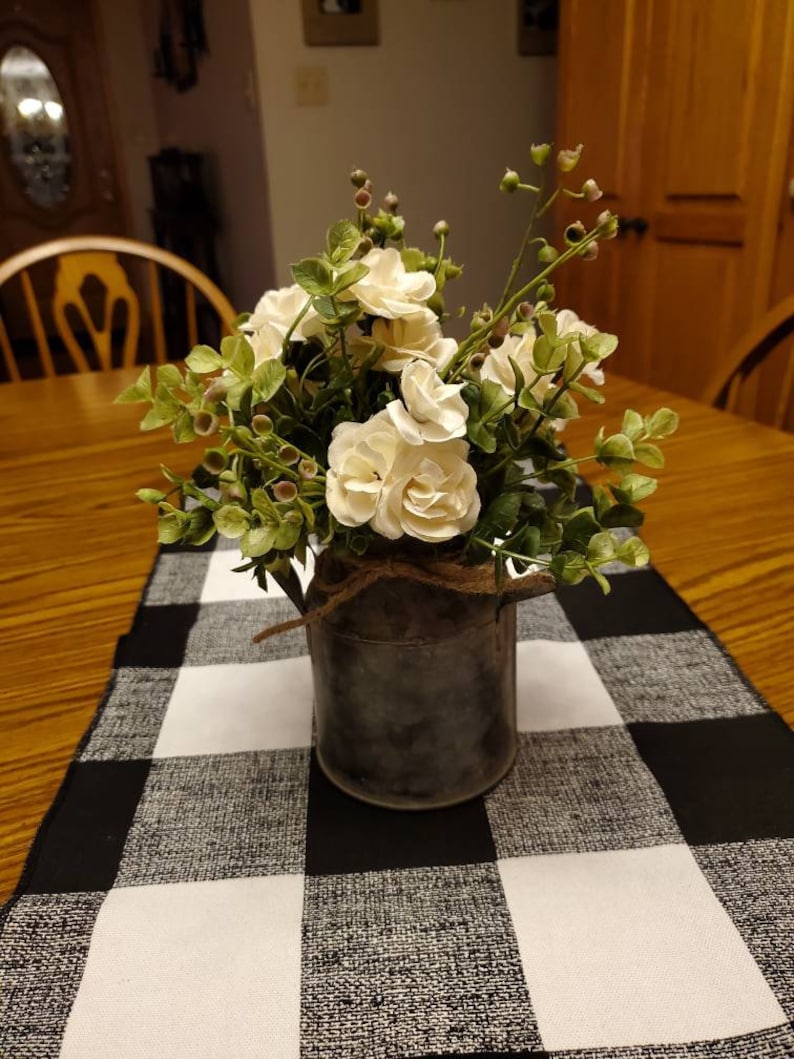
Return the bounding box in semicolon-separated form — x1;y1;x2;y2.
0;235;237;381
701;294;794;430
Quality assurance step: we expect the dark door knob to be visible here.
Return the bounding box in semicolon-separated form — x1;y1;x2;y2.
617;216;649;236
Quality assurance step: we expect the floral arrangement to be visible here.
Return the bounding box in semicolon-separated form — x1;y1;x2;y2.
119;144;678;599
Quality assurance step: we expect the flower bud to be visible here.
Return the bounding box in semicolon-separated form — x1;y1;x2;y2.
580;242;599;261
537;281;556;302
564;220;587;246
298;458;318;480
557;144;583;172
469;352;486;370
493;315;509;338
488;332;505;349
537;244;559;263
278;444;300;466
433;219;450;239
193;410;218;436
273;481;298;503
383;190;399;213
597;210;619;240
471;305;493;330
363;178;373;193
252;414;273;435
358;235;374;253
499;168;521;193
354;187;372;210
530;142;552;166
203;377;228;402
517;301;534;319
444;261;463;279
202;448;227;475
350;167;368;188
582;178;603;202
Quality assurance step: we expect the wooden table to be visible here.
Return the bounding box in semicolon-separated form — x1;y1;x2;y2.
1;368;792;902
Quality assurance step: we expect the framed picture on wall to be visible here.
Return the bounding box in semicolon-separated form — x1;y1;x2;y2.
518;0;558;56
301;0;379;47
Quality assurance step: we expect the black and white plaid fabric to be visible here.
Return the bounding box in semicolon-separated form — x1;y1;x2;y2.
2;528;793;1058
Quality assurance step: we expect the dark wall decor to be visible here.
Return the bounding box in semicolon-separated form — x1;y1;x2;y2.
153;0;208;91
518;0;558;56
301;0;379;47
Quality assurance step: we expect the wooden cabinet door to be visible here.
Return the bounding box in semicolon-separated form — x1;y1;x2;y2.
556;0;794;402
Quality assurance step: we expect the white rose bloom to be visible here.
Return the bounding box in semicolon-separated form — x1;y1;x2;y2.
348;247;436;318
385;360;468;444
371;308;458;373
480;331;539;397
325;411;402;528
244;283;322;364
556;308;605;385
374;439;480;543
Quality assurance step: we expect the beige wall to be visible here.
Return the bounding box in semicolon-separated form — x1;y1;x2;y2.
96;0;275;310
249;0;556;325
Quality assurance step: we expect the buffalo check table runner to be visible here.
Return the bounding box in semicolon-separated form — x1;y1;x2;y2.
2;530;793;1058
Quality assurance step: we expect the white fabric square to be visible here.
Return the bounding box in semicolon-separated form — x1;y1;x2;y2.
516;639;622;731
153;657;313;757
499;844;785;1051
60;875;304;1059
200;547;314;603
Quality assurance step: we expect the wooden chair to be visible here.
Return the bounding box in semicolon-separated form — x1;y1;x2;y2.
0;235;237;381
702;294;794;430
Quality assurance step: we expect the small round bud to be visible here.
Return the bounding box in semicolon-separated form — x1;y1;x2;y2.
444;261;463;280
193;410;218;436
252;414;273;435
536;281;556;302
580;242;599;261
471;305;493;331
225;482;245;502
273;481;298;503
383;190;399;213
433;219;450;238
358;235;374;253
537;244;559;263
488;332;505;349
500;168;521;193
493;315;509;339
582;178;603;202
557;144;583;172
278;444;300;466
350;167;368;188
597;210;619;240
298;458;318;480
517;301;534;319
564;220;587;246
203;377;228;402
469;352;486;370
530;142;552;166
354;188;372;210
202;448;227;475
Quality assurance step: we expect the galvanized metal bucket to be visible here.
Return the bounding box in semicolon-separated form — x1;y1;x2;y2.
306;574;518;810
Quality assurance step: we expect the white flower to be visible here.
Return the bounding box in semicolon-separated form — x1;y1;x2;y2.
244;284;321;364
480;331;539;397
348;247;436;318
371;308;458;373
374;439;480;543
325;412;480;543
385;360;468;444
556;308;605;385
325;411;402;528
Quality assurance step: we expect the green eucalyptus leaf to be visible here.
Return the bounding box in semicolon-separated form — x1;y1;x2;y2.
601;503;645;529
223;334;255;379
240;524;278;558
157;512;185;545
580;331;619;362
587;530;617;562
172;409;197;443
213;504;251;539
115;365;153;404
562;507;600;550
291;256;334;296
185;344;224;373
156;363;183;390
327;220;361;264
634;442;665;468
597;432;634;462
252;358;287;402
537;312;558;339
182;507;216;546
618;535;650;567
136;487;167;504
621;408;645;441
331;260;369;294
645;407;680;438
140;406;174;432
589;565;612;594
532;334;566;374
570;380;606;404
611;473;658;504
543;388;580;420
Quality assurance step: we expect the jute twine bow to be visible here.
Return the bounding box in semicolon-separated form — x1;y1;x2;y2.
252;549;556;644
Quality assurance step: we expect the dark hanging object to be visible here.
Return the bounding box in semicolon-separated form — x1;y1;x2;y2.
153;0;209;92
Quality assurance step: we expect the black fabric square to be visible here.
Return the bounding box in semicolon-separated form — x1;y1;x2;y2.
630;714;794;845
114;603;198;668
557;569;701;640
305;753;497;876
24;760;151;893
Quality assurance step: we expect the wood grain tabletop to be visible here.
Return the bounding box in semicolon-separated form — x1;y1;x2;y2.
1;367;792;903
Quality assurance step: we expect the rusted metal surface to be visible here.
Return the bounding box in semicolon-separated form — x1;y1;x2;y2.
306;576;519;810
